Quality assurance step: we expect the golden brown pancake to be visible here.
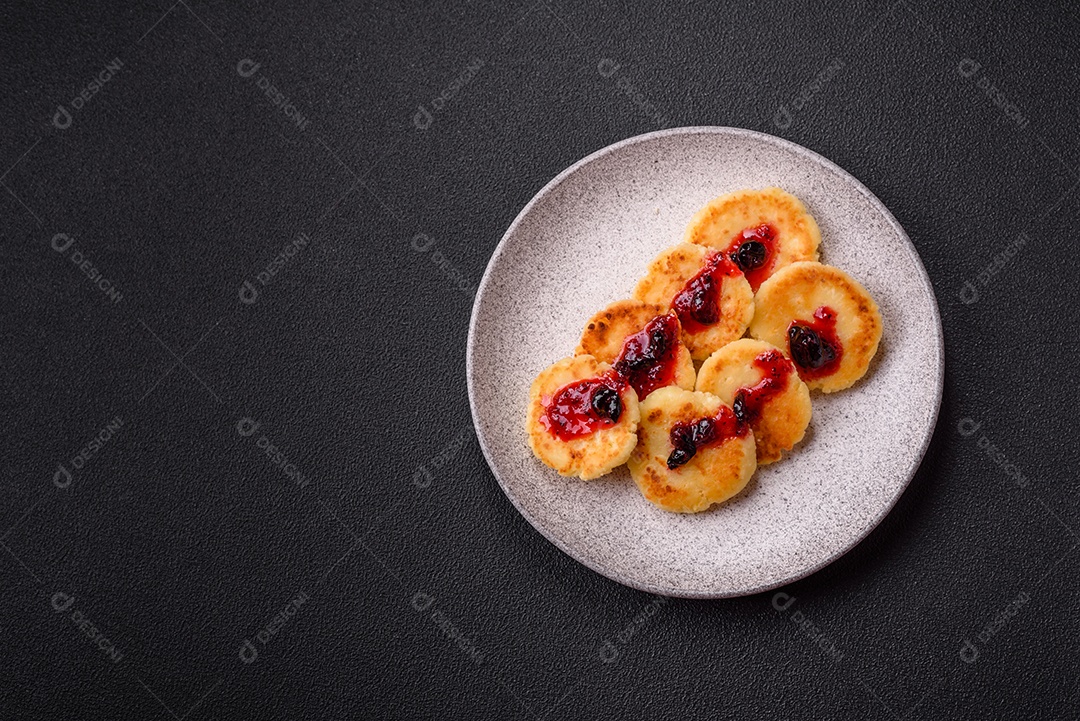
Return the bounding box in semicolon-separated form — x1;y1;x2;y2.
684;187;821;291
575;299;695;395
526;355;640;480
749;261;882;393
632;243;754;362
696;339;811;464
628;387;757;513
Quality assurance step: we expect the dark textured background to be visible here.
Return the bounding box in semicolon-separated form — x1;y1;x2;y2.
2;1;1078;718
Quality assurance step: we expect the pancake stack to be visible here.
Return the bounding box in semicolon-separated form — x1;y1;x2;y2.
526;187;883;513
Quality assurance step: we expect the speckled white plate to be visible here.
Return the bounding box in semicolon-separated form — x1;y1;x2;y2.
467;127;943;598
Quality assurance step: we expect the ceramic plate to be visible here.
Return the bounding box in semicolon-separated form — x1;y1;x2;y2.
466;127;943;598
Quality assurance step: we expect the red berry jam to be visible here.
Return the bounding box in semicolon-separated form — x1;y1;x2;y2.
731;349;795;425
725;224;777;292
667;405;748;470
671;252;743;334
540;374;626;441
787;306;842;380
613;312;681;400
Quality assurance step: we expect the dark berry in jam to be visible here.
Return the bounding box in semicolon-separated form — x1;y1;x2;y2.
667;447;693;469
540;375;626;441
732;240;767;271
725;224;778;292
590;386;622;423
732;391;748;424
686;275;719;325
788;326;833;368
732;349;794;425
613;312;681;399
671;253;742;334
666;406;747;470
647;326;670;359
786;306;842;380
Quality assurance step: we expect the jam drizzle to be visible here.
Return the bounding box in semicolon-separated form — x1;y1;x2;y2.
732;349;795;425
787;306;842;380
667;405;748;470
540;374;626;441
666;349;794;469
671;252;742;334
612;312;681;400
725;224;777;292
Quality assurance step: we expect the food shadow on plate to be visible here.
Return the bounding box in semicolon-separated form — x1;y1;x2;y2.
715;471;761;511
862;315;889;381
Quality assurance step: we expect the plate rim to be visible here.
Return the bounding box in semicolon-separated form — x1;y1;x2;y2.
465;125;945;599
